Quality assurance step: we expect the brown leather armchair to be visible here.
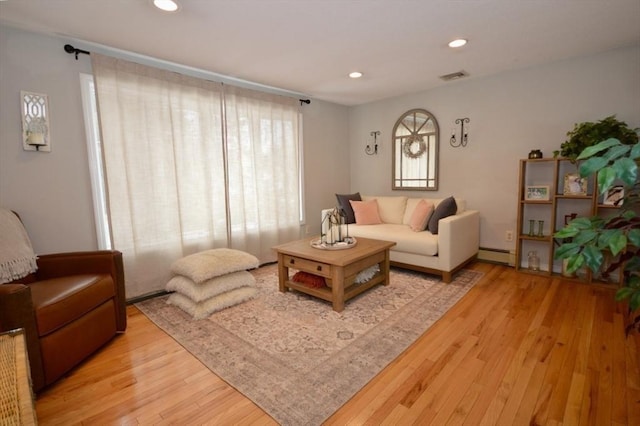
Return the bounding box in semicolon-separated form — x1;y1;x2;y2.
0;249;126;393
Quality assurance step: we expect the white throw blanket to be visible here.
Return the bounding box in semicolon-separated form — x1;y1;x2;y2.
0;208;38;283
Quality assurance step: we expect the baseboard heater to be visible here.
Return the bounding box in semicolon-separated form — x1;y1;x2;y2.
477;247;515;266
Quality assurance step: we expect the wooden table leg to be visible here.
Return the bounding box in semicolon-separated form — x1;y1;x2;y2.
277;253;288;293
382;248;391;286
332;265;345;312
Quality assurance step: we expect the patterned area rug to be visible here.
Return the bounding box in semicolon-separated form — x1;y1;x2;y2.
136;264;483;425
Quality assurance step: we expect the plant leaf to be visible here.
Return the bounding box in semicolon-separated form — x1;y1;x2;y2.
616;286;635;301
554;243;580;259
630;291;640;311
579;156;609;177
609;232;628;256
597;166;617;193
628;229;640;248
631;142;640;159
603;144;631;163
576;138;621;160
573;229;598;245
582;245;604;271
612;157;638;186
554;227;579;239
566;253;585;273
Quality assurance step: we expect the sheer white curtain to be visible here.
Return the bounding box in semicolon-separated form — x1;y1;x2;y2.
223;86;302;260
91;54;300;298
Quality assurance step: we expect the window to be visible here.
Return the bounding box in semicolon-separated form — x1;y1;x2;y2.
82;56;304;298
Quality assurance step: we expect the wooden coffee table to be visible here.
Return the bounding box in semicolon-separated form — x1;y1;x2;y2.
272;236;396;312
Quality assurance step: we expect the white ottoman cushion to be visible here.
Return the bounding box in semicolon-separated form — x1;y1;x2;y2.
171;248;259;283
166;270;256;303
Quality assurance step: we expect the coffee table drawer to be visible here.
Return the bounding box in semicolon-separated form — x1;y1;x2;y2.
283;255;332;278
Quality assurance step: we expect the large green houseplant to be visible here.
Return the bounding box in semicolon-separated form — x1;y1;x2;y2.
554;138;640;333
553;115;638;162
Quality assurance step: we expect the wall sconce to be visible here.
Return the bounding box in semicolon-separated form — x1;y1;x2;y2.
365;131;380;155
21;91;51;152
450;117;470;148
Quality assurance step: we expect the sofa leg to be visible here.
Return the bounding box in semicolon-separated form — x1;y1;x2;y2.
442;271;452;283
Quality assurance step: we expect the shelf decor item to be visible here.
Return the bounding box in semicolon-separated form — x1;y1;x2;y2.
527;251;540;271
603;185;625;206
525;186;550;201
537;220;544;237
563;173;587;195
528;220;535;237
320;207;349;246
528;149;543;159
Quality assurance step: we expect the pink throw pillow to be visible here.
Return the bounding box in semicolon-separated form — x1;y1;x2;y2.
350;199;382;225
409;200;434;232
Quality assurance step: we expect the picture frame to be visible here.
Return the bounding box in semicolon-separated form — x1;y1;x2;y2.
603;185;624;206
563;173;587;195
525;185;550;201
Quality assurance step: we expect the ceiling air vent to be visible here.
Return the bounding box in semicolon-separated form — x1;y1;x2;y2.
439;70;469;81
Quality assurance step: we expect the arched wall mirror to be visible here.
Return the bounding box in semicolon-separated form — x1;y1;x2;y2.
392;108;439;191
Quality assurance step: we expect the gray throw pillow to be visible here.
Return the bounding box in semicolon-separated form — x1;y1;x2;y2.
427;196;457;234
335;192;361;224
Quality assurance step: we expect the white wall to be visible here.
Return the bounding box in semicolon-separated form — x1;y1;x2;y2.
3;24;638;255
301;99;350;235
0;24;349;253
348;46;640;250
0;24;96;254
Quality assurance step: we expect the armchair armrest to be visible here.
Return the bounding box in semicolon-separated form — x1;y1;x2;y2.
437;210;480;271
0;284;45;390
36;250;127;332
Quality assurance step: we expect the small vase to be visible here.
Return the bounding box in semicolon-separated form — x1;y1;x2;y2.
528;220;535;237
537;220;544;237
528;251;540;271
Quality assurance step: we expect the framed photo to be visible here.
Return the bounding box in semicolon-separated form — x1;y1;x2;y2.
603;185;624;206
525;185;550;201
563;173;587;195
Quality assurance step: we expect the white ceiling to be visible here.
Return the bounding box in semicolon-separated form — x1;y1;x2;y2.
1;0;639;106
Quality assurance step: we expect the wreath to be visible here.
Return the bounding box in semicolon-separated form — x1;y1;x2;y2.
402;134;426;159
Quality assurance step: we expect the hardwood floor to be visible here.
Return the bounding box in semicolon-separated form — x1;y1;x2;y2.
35;263;640;425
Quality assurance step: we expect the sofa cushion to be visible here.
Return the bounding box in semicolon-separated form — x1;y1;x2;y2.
350;199;382;225
349;224;438;256
335;192;361;224
362;196;407;224
29;274;116;336
409;200;434;232
428;196;458;234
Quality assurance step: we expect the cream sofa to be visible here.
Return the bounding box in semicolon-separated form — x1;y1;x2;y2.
323;196;479;282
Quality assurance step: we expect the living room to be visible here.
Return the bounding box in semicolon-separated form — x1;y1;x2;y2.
1;1;639;424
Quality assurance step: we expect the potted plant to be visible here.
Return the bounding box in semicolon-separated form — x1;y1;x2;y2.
553;115;638;162
554;138;640;334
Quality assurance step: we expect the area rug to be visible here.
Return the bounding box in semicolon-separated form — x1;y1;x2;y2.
135;264;483;425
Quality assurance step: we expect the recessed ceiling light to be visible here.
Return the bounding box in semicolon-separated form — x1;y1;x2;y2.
153;0;180;12
349;72;363;79
448;39;467;48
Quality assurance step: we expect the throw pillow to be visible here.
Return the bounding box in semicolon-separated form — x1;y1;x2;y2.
336;192;362;224
409;200;434;232
350;199;383;225
427;196;458;234
292;271;326;288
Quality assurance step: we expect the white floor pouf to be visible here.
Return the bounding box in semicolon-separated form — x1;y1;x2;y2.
165;249;260;319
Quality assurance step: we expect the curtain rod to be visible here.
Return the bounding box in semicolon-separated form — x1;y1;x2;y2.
63;43;311;105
